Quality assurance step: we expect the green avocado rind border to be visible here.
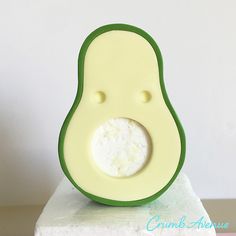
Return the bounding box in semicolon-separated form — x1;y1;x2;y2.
58;23;186;206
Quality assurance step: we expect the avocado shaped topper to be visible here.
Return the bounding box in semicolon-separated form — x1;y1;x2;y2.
58;24;185;206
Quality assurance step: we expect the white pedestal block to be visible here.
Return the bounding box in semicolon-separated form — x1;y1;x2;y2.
35;173;216;236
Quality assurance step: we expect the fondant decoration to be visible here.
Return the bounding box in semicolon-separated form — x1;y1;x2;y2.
58;24;185;206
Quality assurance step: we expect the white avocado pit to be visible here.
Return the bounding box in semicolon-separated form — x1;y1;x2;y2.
91;118;151;177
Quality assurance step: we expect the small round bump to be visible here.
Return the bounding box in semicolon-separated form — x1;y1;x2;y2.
140;91;151;103
94;91;106;104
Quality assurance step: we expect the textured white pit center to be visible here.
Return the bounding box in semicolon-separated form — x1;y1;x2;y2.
91;118;151;177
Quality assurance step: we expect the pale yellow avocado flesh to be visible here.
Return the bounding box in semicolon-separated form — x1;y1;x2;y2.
64;31;181;201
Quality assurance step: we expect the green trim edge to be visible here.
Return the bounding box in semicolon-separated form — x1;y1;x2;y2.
58;23;186;206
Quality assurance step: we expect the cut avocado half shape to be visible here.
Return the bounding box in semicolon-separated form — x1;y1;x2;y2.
58;24;185;206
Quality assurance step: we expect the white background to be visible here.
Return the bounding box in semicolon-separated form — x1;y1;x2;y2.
0;0;235;206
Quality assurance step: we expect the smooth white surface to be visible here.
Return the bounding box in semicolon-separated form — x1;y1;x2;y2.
35;173;216;236
0;0;236;205
91;118;150;177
